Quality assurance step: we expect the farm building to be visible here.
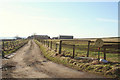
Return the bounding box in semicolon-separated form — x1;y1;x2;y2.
34;35;50;39
52;37;58;39
28;35;50;39
58;35;73;39
15;36;23;39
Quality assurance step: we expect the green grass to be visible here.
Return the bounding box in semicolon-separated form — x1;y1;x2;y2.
49;42;119;62
2;39;28;56
38;39;119;62
35;39;120;79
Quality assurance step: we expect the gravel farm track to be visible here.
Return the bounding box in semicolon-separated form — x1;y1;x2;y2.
2;40;106;78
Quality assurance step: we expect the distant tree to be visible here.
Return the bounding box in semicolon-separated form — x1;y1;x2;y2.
33;33;36;36
33;33;36;39
15;35;22;39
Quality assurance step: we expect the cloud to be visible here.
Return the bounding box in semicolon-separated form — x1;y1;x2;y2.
96;18;118;23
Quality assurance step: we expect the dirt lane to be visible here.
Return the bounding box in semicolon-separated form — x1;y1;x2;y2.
2;40;105;78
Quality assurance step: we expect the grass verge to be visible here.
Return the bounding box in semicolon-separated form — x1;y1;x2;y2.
3;41;28;56
35;40;120;79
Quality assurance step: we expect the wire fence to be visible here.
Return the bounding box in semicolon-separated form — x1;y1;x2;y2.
1;39;28;58
37;39;120;62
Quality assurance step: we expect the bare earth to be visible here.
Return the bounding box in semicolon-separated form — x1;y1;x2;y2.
2;40;105;78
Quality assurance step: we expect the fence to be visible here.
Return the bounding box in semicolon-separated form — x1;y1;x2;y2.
37;39;120;62
1;39;28;58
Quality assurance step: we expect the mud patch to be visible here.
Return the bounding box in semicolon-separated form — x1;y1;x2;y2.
2;65;16;71
2;62;17;78
2;61;17;72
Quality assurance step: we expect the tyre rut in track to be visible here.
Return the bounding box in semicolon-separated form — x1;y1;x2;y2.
2;40;106;78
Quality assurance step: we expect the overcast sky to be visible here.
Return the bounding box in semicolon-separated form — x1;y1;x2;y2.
0;0;119;38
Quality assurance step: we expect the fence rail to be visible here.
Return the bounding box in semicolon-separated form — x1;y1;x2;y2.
1;39;28;58
37;39;120;62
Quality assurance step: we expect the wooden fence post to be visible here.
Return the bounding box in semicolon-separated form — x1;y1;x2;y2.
16;41;19;46
50;41;52;49
87;41;91;57
73;45;75;58
104;47;106;60
46;41;47;46
59;40;62;54
2;41;5;59
48;41;49;47
55;44;58;52
7;42;9;53
44;41;45;45
10;41;12;50
13;41;15;48
7;42;9;50
45;40;46;45
98;47;100;61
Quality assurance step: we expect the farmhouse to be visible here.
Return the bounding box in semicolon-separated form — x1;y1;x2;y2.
28;35;50;39
58;35;73;39
35;35;50;39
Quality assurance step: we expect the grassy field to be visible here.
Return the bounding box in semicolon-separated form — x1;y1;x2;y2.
40;37;120;62
2;39;28;56
35;39;120;79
